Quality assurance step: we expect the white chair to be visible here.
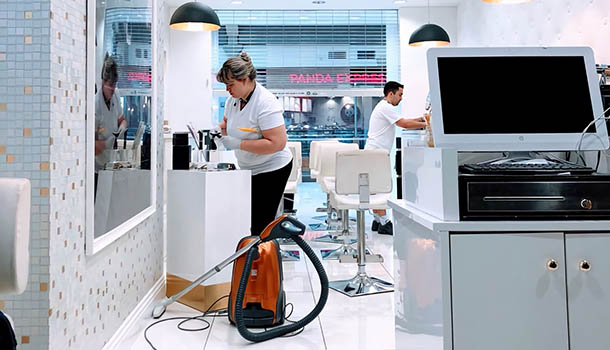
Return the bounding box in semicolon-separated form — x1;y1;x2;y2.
308;140;338;180
277;142;303;262
0;178;31;343
282;141;302;214
328;150;394;297
311;142;359;245
308;140;340;221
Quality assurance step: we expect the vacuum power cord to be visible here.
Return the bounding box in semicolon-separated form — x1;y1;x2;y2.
144;295;228;350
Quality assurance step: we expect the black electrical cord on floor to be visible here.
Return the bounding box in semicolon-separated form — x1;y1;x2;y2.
144;297;309;348
144;295;229;350
263;302;306;338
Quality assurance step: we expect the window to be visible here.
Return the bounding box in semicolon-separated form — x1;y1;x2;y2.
212;10;400;90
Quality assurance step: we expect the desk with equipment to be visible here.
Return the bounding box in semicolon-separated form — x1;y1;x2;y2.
392;47;610;350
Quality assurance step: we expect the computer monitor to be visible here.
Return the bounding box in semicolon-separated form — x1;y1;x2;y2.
427;47;609;152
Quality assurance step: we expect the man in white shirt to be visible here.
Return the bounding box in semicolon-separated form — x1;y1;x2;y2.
365;81;427;235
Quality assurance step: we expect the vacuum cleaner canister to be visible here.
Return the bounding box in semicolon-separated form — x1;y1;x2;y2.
228;237;285;327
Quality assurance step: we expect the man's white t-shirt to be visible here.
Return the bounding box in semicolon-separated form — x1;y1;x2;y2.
225;82;292;175
95;89;123;172
365;99;402;151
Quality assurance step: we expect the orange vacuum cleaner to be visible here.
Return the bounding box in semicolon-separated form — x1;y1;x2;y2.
152;215;329;342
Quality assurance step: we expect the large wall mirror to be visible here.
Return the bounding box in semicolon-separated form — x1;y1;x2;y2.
86;0;157;255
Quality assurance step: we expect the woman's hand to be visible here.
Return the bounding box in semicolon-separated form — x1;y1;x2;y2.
219;116;228;136
219;135;242;150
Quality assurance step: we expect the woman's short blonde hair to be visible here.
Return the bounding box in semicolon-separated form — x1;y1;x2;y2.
101;53;118;84
216;51;257;83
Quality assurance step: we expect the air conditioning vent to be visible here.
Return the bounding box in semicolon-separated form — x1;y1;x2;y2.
328;51;347;60
357;50;375;60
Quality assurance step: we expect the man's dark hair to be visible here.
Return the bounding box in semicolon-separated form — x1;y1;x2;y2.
384;81;404;96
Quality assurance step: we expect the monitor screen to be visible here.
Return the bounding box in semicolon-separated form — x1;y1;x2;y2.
427;47;609;151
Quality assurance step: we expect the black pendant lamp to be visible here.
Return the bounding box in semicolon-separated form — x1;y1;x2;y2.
170;2;220;32
408;0;450;47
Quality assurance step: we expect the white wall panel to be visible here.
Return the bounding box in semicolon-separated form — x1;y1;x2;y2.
166;7;214;133
399;7;458;118
458;0;610;63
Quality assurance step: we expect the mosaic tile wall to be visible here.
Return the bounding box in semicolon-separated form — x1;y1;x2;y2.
0;0;52;348
47;0;165;348
0;0;166;349
458;0;610;63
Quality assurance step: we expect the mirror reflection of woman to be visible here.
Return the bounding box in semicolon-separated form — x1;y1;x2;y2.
215;52;293;236
94;54;127;194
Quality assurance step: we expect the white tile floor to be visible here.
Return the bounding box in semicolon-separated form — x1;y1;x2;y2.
123;182;396;350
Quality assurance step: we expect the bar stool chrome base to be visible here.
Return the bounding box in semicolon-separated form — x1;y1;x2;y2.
320;244;369;260
314;209;355;244
329;272;394;297
312;232;353;244
329;209;392;296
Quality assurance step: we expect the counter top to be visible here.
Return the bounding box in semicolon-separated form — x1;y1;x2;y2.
389;199;610;232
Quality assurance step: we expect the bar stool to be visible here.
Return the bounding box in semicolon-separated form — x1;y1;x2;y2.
277;142;302;261
328;150;394;297
312;142;359;245
280;141;302;215
309;140;338;181
308;140;339;220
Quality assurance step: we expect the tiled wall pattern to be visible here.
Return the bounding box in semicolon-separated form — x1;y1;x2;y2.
0;0;52;348
47;0;165;349
458;0;610;63
1;0;166;349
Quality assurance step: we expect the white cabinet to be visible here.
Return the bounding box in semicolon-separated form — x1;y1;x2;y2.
450;232;610;350
450;233;569;350
166;170;251;285
565;233;610;349
391;201;610;350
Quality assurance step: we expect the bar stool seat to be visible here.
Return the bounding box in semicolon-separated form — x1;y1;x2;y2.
330;192;390;210
284;181;298;193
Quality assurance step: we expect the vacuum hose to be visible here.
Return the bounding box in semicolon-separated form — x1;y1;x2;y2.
234;235;329;342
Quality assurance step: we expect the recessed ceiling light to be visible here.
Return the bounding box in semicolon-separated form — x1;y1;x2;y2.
300;16;309;20
231;0;243;4
248;16;257;20
351;16;361;20
394;0;406;4
312;0;326;4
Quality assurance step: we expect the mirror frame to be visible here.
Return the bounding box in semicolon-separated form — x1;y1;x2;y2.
85;0;158;255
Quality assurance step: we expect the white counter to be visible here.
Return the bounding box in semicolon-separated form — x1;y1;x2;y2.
390;199;610;350
166;169;251;285
389;199;610;233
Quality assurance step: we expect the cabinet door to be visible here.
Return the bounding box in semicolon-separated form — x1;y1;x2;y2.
450;232;568;350
565;233;610;350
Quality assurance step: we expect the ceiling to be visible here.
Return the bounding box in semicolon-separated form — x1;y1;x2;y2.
165;0;462;10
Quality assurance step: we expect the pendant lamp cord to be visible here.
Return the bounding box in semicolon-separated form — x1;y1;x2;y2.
427;0;430;24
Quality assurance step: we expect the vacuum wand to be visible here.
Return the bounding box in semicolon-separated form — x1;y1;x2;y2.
151;236;261;319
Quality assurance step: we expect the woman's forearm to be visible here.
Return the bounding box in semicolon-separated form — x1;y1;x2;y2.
240;137;285;154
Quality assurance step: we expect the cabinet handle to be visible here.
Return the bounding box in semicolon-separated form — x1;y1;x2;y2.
547;259;559;271
579;260;591;272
